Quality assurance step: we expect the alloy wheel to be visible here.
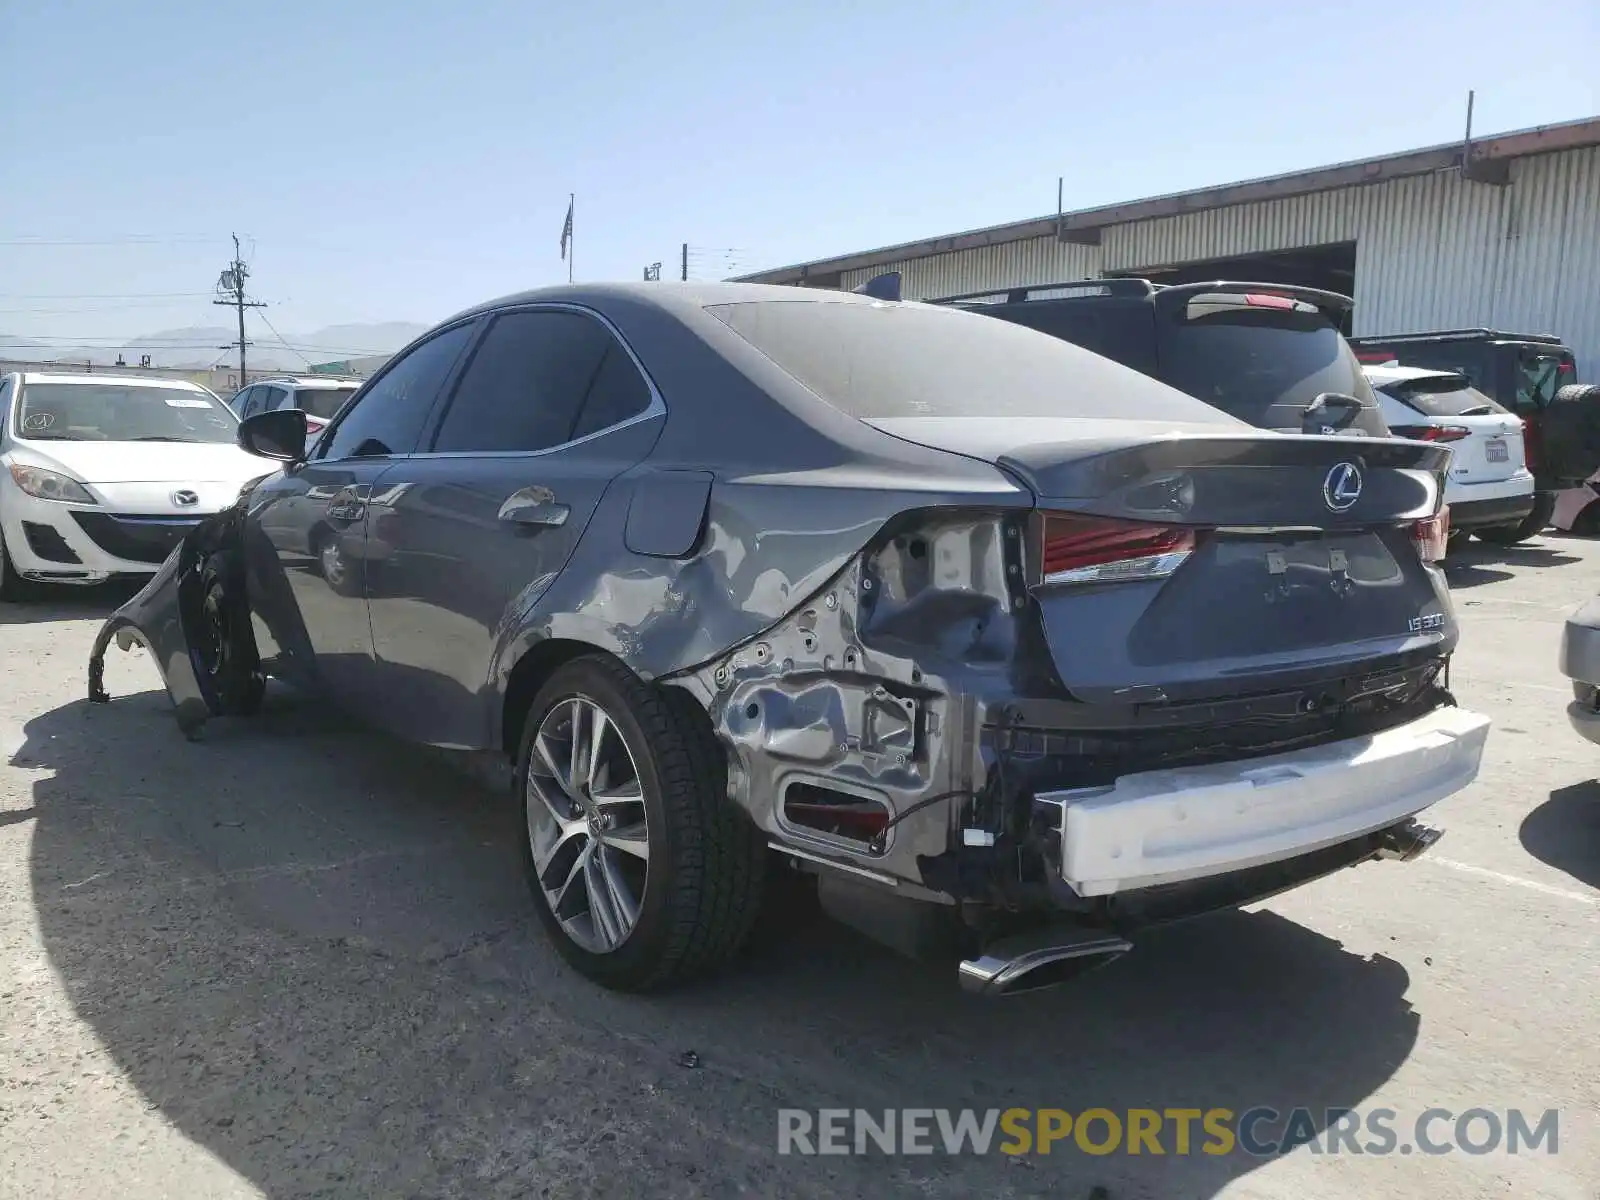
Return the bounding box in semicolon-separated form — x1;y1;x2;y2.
525;695;651;954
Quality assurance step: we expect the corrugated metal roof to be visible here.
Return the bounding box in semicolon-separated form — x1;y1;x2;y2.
740;116;1600;286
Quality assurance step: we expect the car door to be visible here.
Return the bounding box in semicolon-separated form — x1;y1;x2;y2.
361;306;664;748
243;321;479;704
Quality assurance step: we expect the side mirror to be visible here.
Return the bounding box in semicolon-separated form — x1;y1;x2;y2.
239;408;309;462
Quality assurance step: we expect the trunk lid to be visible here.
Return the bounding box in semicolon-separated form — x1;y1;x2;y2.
865;417;1455;704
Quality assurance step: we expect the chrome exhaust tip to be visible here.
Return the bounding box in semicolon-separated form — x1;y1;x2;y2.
1374;818;1444;863
959;931;1132;997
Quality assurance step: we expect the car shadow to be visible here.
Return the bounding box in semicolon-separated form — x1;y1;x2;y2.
19;689;1420;1199
1519;781;1600;891
0;578;141;625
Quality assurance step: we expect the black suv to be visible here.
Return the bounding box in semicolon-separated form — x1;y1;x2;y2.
910;278;1389;437
1350;329;1588;540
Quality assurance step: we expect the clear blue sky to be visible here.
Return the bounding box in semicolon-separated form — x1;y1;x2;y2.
2;0;1596;352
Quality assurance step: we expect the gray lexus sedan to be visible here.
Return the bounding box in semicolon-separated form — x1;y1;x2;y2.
87;282;1489;995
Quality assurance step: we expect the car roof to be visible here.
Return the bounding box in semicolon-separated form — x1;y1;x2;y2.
445;280;886;326
1363;365;1467;387
251;376;363;388
17;371;212;390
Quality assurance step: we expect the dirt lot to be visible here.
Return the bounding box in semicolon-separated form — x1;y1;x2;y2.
1;537;1597;1200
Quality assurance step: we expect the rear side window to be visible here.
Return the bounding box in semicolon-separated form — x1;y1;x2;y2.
431;310;612;453
320;322;475;459
570;344;653;440
1157;300;1377;429
1380;377;1508;418
706;298;1223;423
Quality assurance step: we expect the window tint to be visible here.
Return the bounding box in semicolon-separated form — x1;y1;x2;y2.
296;386;358;420
570;343;653;440
234;386;259;417
706;298;1222;422
431;310;612;453
261;385;290;411
1380;377;1508;418
1157;306;1378;430
320;322;475;459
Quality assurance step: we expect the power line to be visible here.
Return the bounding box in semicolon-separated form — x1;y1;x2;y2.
0;291;217;300
0;235;222;247
253;309;316;369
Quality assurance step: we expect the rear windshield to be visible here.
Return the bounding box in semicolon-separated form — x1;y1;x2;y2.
296;386;359;419
704;298;1230;424
14;381;238;444
1379;376;1508;418
1157;302;1378;428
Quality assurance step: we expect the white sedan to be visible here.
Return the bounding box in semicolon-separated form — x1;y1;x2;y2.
0;371;275;599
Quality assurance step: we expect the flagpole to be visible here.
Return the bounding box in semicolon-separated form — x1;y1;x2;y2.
568;193;574;284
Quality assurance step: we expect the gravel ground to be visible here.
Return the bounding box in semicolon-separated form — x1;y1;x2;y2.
1;536;1596;1200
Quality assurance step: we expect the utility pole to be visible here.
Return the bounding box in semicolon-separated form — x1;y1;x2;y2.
213;234;265;385
681;242;689;282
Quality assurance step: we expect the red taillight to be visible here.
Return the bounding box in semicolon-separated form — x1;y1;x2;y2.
1522;417;1543;471
1242;292;1295;309
305;416;327;432
1413;505;1450;563
1037;514;1196;585
1391;424;1470;443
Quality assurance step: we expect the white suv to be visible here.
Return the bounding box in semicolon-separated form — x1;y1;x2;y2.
1366;365;1536;546
224;376;361;442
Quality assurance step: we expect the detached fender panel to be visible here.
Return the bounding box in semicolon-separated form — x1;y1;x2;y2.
86;497;260;737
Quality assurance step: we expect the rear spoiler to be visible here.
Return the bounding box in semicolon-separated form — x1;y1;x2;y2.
851;272;902;302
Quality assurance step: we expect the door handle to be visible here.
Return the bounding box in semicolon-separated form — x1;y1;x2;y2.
498;488;569;528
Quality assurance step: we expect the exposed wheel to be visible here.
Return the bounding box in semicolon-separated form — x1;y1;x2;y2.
0;528;36;602
517;655;764;991
192;550;265;716
1474;493;1555;546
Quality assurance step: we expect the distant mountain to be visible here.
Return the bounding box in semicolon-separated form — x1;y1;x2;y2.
0;321;429;370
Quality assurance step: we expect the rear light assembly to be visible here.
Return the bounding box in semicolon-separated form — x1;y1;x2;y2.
305;415;328;433
1390;424;1470;443
1412;505;1450;564
1035;513;1196;586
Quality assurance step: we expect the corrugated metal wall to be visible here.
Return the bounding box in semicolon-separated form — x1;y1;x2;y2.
840;146;1600;380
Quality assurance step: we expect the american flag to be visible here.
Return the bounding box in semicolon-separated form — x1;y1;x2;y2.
559;196;574;260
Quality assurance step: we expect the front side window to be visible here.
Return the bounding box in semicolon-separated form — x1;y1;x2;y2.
319;323;476;460
431;310;615;453
14;382;238;443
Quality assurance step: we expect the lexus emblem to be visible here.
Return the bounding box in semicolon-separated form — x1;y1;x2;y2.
1322;463;1363;513
171;489;200;508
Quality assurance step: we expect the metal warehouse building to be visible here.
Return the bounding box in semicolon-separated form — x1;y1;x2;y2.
739;117;1600;378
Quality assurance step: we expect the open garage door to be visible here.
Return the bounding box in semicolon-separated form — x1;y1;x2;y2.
1110;242;1357;333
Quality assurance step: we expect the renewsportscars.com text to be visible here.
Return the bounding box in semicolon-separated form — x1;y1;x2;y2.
777;1107;1560;1158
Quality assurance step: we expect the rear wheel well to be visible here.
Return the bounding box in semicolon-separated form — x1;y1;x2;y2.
501;639;605;759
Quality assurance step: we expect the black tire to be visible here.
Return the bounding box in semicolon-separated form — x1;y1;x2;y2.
516;655;764;992
1474;493;1556;546
0;529;36;602
192;550;266;716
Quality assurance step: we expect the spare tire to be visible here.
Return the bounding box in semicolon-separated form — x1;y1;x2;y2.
1539;384;1600;488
